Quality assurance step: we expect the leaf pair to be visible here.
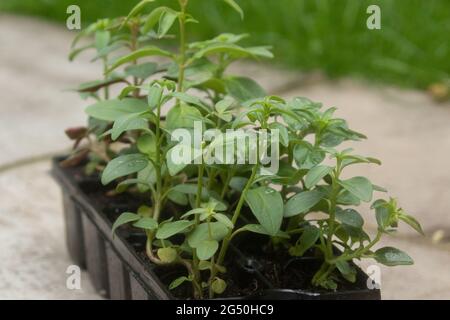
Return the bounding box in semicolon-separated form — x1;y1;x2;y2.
111;212;157;238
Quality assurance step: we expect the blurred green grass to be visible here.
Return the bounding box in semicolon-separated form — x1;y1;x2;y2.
1;0;449;89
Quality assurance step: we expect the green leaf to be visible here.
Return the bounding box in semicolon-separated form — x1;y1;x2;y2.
137;163;156;192
76;77;125;93
374;247;413;266
156;220;195;239
371;198;388;209
111;113;148;140
187;222;229;248
167;190;188;206
269;122;289;147
224;77;266;102
166;146;190;176
101;154;148;185
112;212;140;236
374;201;390;231
214;99;234;122
338;176;373;202
229;177;248;192
215;98;234;113
142;6;175;34
217;112;232;122
157;247;177;263
193;43;272;61
165;103;203;130
284;190;323;218
115;178;145;193
335;208;364;229
125;62;158;79
211;277;227;294
293;145;325;169
373;184;387;193
88;117;109;136
118;86;139;99
341;225;370;243
122;0;155;27
399;214;424;235
337;189;361;206
341;154;382;168
93;41;128;62
181;208;209;219
223;0;244;19
169;276;190;290
137;133;157;158
95;30;110;50
148;85;163;110
196;240;219;260
245;186;283;236
69;44;94;61
170;92;207;110
290;225;320;256
238;224;289;238
138;205;152;217
133;217;158;230
157;10;178;38
214;213;234;229
293;142;311;166
70;25;93;49
167;58;218;87
107;46;173;73
172;184;206;196
86;98;148;121
304;165;333;189
198;260;211;270
317;278;337;290
336;260;357;283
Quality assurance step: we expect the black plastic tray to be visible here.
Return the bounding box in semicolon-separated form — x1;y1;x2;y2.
51;157;381;300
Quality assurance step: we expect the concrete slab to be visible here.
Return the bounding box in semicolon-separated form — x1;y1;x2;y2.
0;14;98;166
0;161;100;299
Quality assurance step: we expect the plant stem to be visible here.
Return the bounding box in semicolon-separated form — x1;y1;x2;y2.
328;230;383;264
195;164;205;209
312;262;335;286
209;165;258;298
326;161;341;260
228;165;258;228
191;163;205;297
129;21;140;97
208;255;216;298
102;58;109;100
207;168;216;190
220;167;235;199
153;100;163;222
326;180;338;259
177;0;187;92
145;233;202;297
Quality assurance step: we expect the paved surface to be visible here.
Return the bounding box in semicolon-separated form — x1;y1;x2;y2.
0;162;99;299
0;14;449;299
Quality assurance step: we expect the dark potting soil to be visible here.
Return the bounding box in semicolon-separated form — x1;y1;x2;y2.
233;234;371;293
65;164;367;299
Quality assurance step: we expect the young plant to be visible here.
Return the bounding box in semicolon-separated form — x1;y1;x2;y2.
65;12;167;172
69;0;423;299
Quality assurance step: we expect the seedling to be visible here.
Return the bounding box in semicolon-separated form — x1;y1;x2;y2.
68;0;423;299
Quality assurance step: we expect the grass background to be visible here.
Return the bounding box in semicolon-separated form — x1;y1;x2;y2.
1;0;449;89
